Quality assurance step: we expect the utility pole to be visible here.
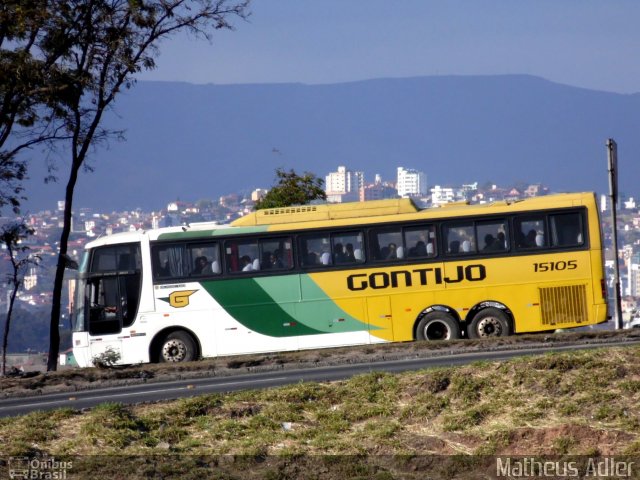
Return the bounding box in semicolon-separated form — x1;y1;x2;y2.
607;138;623;329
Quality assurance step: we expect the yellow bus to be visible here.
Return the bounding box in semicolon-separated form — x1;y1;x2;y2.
72;192;608;366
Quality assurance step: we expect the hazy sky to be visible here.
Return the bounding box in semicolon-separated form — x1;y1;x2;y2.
139;0;640;94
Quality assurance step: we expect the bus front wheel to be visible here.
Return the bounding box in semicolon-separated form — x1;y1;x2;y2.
416;312;461;341
159;331;197;363
467;308;511;339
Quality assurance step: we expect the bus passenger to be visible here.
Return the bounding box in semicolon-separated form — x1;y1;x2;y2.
483;234;497;251
526;229;537;247
497;232;506;249
305;252;318;265
414;240;427;256
193;256;212;275
345;243;356;262
334;243;346;263
270;251;284;269
241;255;253;272
386;243;397;259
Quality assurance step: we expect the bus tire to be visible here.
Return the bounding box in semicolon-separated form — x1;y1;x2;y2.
159;331;197;363
416;312;461;341
467;308;511;339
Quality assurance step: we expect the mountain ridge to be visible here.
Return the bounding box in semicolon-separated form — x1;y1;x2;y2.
20;74;640;212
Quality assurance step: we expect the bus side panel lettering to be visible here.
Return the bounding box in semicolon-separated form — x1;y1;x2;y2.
347;273;368;291
391;270;412;288
444;266;464;284
370;272;389;289
465;265;486;281
413;268;432;285
347;264;487;291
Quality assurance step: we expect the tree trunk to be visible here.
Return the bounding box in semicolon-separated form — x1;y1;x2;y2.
47;162;81;371
2;281;19;376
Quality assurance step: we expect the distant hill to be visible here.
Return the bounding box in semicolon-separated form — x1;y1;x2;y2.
21;75;640;212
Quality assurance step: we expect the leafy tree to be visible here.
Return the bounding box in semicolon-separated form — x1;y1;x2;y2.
255;168;327;210
2;0;250;370
0;0;78;212
1;221;40;375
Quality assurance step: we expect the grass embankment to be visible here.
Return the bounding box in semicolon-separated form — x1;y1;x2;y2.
1;343;640;478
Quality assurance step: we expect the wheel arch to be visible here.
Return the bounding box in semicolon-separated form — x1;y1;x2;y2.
466;301;515;333
149;327;202;363
413;304;461;340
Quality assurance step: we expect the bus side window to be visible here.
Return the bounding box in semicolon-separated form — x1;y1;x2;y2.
299;232;365;267
152;245;188;279
91;244;141;273
259;237;293;270
332;232;365;264
225;239;259;273
477;220;508;253
369;228;402;261
299;234;330;267
515;216;546;249
405;225;436;258
443;223;475;255
550;212;584;247
187;242;221;276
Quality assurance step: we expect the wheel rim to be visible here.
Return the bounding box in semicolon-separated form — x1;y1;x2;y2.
162;339;187;362
476;316;503;337
424;320;451;341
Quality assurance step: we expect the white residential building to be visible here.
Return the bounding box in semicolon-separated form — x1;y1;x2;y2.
396;167;427;198
23;267;38;291
624;197;636;210
251;188;268;202
363;174;398;201
325;166;364;203
629;263;640;297
600;194;608;213
430;185;456;205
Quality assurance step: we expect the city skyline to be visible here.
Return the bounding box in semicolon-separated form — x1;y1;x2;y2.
19;165;557;216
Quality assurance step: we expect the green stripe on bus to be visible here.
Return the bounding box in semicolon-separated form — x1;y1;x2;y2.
201;275;370;337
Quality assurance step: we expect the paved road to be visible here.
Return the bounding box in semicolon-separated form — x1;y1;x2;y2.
1;339;636;418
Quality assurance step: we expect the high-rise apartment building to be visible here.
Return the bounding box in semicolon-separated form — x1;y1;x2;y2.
629;263;640;297
431;185;456;205
363;174;399;201
396;167;427;198
325;166;364;202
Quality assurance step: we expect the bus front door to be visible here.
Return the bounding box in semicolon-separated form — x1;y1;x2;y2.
85;274;140;364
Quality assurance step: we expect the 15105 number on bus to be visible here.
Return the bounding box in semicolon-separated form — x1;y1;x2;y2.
533;260;577;272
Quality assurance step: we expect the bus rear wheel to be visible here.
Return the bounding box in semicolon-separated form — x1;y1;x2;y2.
468;308;511;339
416;312;461;341
159;331;197;363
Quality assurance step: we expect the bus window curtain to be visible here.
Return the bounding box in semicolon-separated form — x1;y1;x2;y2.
167;247;188;277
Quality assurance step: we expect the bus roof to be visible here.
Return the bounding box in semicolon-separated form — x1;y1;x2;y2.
84;192;596;248
232;192;595;228
231;198;421;226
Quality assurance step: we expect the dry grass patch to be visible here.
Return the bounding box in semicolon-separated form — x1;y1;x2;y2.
2;344;640;477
